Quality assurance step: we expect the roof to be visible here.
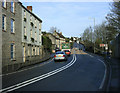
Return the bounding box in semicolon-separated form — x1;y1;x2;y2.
56;32;65;38
46;33;60;39
19;2;42;23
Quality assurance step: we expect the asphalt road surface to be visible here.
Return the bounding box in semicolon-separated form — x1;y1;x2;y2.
1;42;107;92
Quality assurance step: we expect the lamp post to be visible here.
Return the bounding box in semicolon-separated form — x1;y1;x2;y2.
89;17;95;53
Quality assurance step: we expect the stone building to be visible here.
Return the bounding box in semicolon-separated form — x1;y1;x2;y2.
21;5;42;62
53;31;65;49
1;0;43;72
1;1;23;67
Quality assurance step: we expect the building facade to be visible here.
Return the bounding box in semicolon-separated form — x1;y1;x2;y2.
1;1;43;70
21;5;42;62
1;1;23;67
53;31;65;49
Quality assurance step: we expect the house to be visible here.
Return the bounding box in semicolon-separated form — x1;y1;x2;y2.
53;31;66;50
1;0;43;72
1;1;23;67
21;5;42;62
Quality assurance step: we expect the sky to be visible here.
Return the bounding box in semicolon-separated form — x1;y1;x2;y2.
20;1;112;37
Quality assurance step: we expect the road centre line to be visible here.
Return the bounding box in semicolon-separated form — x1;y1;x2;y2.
98;59;107;89
87;54;94;58
0;54;76;92
0;58;54;77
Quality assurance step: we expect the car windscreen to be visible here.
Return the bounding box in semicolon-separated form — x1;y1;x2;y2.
56;52;64;54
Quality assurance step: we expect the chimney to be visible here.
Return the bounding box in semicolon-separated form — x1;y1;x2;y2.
60;32;62;35
27;6;32;12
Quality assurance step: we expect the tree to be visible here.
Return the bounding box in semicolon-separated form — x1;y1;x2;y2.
42;35;52;52
106;2;120;40
49;27;57;33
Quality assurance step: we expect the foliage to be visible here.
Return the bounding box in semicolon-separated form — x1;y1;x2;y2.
65;37;70;42
42;35;52;52
49;27;59;33
106;2;120;39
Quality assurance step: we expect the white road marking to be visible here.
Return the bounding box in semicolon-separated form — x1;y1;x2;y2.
87;54;94;58
0;54;76;92
0;58;54;77
98;59;107;89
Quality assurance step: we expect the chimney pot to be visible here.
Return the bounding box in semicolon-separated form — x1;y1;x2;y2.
27;6;32;12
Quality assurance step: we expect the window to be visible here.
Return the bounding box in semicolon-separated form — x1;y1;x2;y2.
30;29;32;37
2;14;6;31
28;46;30;56
32;47;33;56
11;19;15;33
2;0;7;8
35;47;37;55
39;35;41;42
24;26;27;36
35;19;37;27
11;1;15;13
30;15;32;22
11;43;15;60
39;23;41;29
35;32;37;41
38;47;39;55
24;10;26;18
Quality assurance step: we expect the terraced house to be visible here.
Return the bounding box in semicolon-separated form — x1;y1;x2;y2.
1;1;42;72
1;0;23;67
21;5;42;62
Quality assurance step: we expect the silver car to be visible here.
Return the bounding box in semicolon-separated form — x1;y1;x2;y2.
54;51;67;61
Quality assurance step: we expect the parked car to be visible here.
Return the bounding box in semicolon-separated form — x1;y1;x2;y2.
63;50;71;56
54;51;67;62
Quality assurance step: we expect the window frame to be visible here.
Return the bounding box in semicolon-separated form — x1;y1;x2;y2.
11;18;15;33
2;14;6;31
2;0;7;8
11;1;15;13
24;26;27;36
11;43;15;60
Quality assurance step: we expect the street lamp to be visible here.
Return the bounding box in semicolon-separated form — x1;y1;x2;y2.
89;17;95;53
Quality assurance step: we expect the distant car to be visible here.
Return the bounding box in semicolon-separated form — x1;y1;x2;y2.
55;48;61;52
63;50;71;56
54;51;67;61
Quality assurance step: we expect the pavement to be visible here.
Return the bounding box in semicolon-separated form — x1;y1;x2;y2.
108;57;120;91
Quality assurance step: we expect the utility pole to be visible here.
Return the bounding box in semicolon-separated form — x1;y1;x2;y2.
89;17;95;53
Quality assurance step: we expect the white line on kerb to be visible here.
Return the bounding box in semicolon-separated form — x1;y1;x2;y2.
0;54;76;92
98;59;107;89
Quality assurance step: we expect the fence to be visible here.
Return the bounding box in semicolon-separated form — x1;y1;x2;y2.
2;50;52;74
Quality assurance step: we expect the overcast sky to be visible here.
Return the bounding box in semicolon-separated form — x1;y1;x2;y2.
21;1;112;37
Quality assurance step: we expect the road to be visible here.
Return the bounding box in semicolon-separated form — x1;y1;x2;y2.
1;42;108;92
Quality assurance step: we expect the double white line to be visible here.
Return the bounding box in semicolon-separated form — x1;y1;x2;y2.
1;54;76;92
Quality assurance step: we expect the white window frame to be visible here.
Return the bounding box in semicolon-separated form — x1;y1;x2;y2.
11;1;15;13
35;19;37;27
2;14;6;31
11;18;15;33
35;47;37;55
35;32;36;40
30;15;32;22
30;29;32;38
38;47;39;55
24;10;26;18
24;26;27;36
28;46;30;56
2;0;7;8
32;47;33;56
11;43;15;60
